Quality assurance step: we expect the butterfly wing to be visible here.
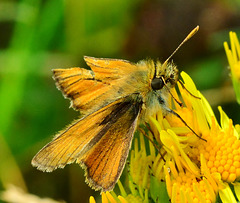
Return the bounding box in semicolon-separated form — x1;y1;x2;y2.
32;95;142;191
83;56;134;81
79;96;142;191
53;56;138;116
53;67;110;115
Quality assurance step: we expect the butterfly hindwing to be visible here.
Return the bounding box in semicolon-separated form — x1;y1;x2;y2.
83;56;135;81
52;57;139;116
53;67;110;115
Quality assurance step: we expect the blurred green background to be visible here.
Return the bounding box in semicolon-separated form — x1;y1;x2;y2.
0;0;240;202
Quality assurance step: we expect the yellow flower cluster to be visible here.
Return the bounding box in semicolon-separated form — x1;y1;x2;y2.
149;72;240;203
90;71;240;203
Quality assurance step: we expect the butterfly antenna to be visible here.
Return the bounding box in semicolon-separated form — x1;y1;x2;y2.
162;26;199;68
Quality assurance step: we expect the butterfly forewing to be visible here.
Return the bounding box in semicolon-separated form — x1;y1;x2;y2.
31;101;114;172
79;95;142;191
32;95;142;191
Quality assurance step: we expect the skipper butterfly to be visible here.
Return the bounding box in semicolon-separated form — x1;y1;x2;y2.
32;26;200;192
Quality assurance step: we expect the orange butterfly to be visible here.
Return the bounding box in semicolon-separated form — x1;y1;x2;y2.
32;26;199;192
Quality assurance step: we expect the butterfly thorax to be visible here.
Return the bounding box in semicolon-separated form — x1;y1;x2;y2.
134;59;178;122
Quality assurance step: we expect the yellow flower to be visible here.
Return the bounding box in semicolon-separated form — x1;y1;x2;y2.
90;71;240;203
149;71;240;202
89;191;142;203
224;31;240;104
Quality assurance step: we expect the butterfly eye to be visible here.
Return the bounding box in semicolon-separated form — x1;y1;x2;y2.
151;77;164;90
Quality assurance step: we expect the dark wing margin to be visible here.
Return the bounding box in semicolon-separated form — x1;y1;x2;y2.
32;95;142;191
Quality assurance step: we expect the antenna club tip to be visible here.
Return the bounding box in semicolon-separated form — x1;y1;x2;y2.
162;26;200;66
187;26;199;39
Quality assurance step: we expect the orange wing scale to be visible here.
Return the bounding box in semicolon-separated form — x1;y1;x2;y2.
52;56;138;116
79;98;140;191
83;56;134;81
32;96;142;191
53;67;110;114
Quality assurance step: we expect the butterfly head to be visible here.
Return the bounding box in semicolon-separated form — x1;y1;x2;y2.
151;61;178;91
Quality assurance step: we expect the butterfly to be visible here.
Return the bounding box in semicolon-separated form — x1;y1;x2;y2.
32;26;200;192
